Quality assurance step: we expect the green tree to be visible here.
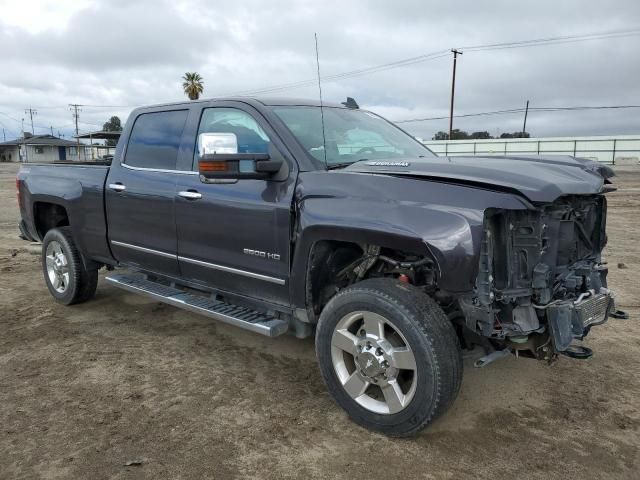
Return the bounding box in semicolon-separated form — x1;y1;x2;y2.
500;131;531;138
432;129;478;140
433;131;449;140
182;72;204;100
102;116;122;146
470;131;493;139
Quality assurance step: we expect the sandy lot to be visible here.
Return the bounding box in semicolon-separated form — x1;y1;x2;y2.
0;162;638;479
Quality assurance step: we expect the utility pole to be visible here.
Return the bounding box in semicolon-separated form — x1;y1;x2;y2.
448;48;462;139
21;118;28;162
69;104;83;160
2;128;5;142
522;100;530;137
25;108;37;134
50;126;54;136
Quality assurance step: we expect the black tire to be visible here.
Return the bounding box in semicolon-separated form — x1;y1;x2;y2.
315;278;462;437
41;227;98;305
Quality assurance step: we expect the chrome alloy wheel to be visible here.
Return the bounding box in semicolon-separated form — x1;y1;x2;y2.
45;240;70;294
331;311;418;414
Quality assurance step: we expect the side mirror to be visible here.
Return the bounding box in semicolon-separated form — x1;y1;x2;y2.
197;132;283;181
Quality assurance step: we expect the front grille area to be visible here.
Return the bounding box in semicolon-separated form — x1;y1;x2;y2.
575;293;611;327
469;195;610;341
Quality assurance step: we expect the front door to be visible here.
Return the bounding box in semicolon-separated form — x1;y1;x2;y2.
106;109;190;278
175;104;296;305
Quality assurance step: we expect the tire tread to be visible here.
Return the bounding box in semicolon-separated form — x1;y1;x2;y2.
316;278;462;436
42;227;98;305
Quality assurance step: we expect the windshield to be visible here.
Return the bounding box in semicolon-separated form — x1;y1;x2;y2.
272;106;435;167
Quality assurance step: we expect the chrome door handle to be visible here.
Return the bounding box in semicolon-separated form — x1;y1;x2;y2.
108;183;126;192
178;190;202;200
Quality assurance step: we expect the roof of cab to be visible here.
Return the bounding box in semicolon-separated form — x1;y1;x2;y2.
134;96;346;111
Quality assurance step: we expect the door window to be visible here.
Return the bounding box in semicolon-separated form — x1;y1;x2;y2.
124;110;188;170
194;108;271;165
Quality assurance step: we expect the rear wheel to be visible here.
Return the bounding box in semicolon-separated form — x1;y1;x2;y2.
315;278;462;436
42;227;98;305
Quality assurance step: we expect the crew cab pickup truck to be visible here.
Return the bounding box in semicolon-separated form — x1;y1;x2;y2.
17;97;623;436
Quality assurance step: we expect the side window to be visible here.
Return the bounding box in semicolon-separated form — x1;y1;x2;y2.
124;110;188;170
194;108;271;164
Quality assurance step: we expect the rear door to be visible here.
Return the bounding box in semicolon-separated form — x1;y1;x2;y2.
106;109;190;277
174;102;297;305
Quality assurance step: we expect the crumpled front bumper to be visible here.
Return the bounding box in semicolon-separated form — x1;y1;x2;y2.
547;289;615;351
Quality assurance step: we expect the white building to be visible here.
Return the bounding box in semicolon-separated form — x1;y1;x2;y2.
422;134;640;165
0;134;91;162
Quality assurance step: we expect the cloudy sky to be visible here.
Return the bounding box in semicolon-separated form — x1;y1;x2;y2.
1;0;639;141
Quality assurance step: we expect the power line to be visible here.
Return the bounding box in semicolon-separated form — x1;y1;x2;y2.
0;27;638;138
30;104;135;109
227;50;451;96
227;27;640;97
0;111;23;124
80;104;136;108
460;28;640;52
395;104;640;123
0;111;74;134
5;28;638;109
396;108;534;123
0;27;637;117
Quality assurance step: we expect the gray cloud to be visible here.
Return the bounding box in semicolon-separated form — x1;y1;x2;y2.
1;0;639;140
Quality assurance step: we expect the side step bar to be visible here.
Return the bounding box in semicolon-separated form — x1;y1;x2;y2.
105;273;289;337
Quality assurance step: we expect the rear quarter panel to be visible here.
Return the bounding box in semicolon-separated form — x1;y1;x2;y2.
18;164;113;264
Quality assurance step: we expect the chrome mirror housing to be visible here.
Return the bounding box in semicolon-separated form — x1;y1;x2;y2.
198;132;238;156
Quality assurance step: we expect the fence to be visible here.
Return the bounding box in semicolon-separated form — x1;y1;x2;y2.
422;135;640;165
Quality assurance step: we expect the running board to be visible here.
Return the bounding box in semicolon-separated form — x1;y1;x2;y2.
105;273;289;337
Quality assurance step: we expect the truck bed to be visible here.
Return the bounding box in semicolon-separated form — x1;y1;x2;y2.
17;162;113;265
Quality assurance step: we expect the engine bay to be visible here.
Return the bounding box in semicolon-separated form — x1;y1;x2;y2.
460;194;616;360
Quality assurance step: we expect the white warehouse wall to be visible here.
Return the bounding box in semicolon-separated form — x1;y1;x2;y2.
422;135;640;165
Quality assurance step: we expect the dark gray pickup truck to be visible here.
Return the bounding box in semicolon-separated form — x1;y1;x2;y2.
17;97;623;436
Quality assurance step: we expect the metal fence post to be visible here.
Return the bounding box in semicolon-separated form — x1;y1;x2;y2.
612;139;617;165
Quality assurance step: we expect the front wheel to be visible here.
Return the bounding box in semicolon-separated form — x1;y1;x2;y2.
42;227;98;305
315;278;462;436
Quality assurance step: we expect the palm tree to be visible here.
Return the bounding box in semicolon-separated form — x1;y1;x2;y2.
182;72;204;100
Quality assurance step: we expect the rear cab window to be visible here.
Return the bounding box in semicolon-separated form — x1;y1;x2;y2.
124;110;189;170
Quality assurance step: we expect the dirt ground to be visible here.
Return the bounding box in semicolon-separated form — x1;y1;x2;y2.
0;162;638;480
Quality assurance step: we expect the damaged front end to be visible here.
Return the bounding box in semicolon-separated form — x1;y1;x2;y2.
461;194;619;361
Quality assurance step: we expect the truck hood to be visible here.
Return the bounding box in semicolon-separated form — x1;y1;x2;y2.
344;155;615;203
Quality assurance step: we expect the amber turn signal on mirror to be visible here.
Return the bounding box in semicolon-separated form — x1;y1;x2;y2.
199;161;229;172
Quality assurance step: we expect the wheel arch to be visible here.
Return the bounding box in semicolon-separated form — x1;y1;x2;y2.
290;225;440;323
33;201;70;239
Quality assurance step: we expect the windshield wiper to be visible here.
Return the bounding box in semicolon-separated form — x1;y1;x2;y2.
326;162;356;170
